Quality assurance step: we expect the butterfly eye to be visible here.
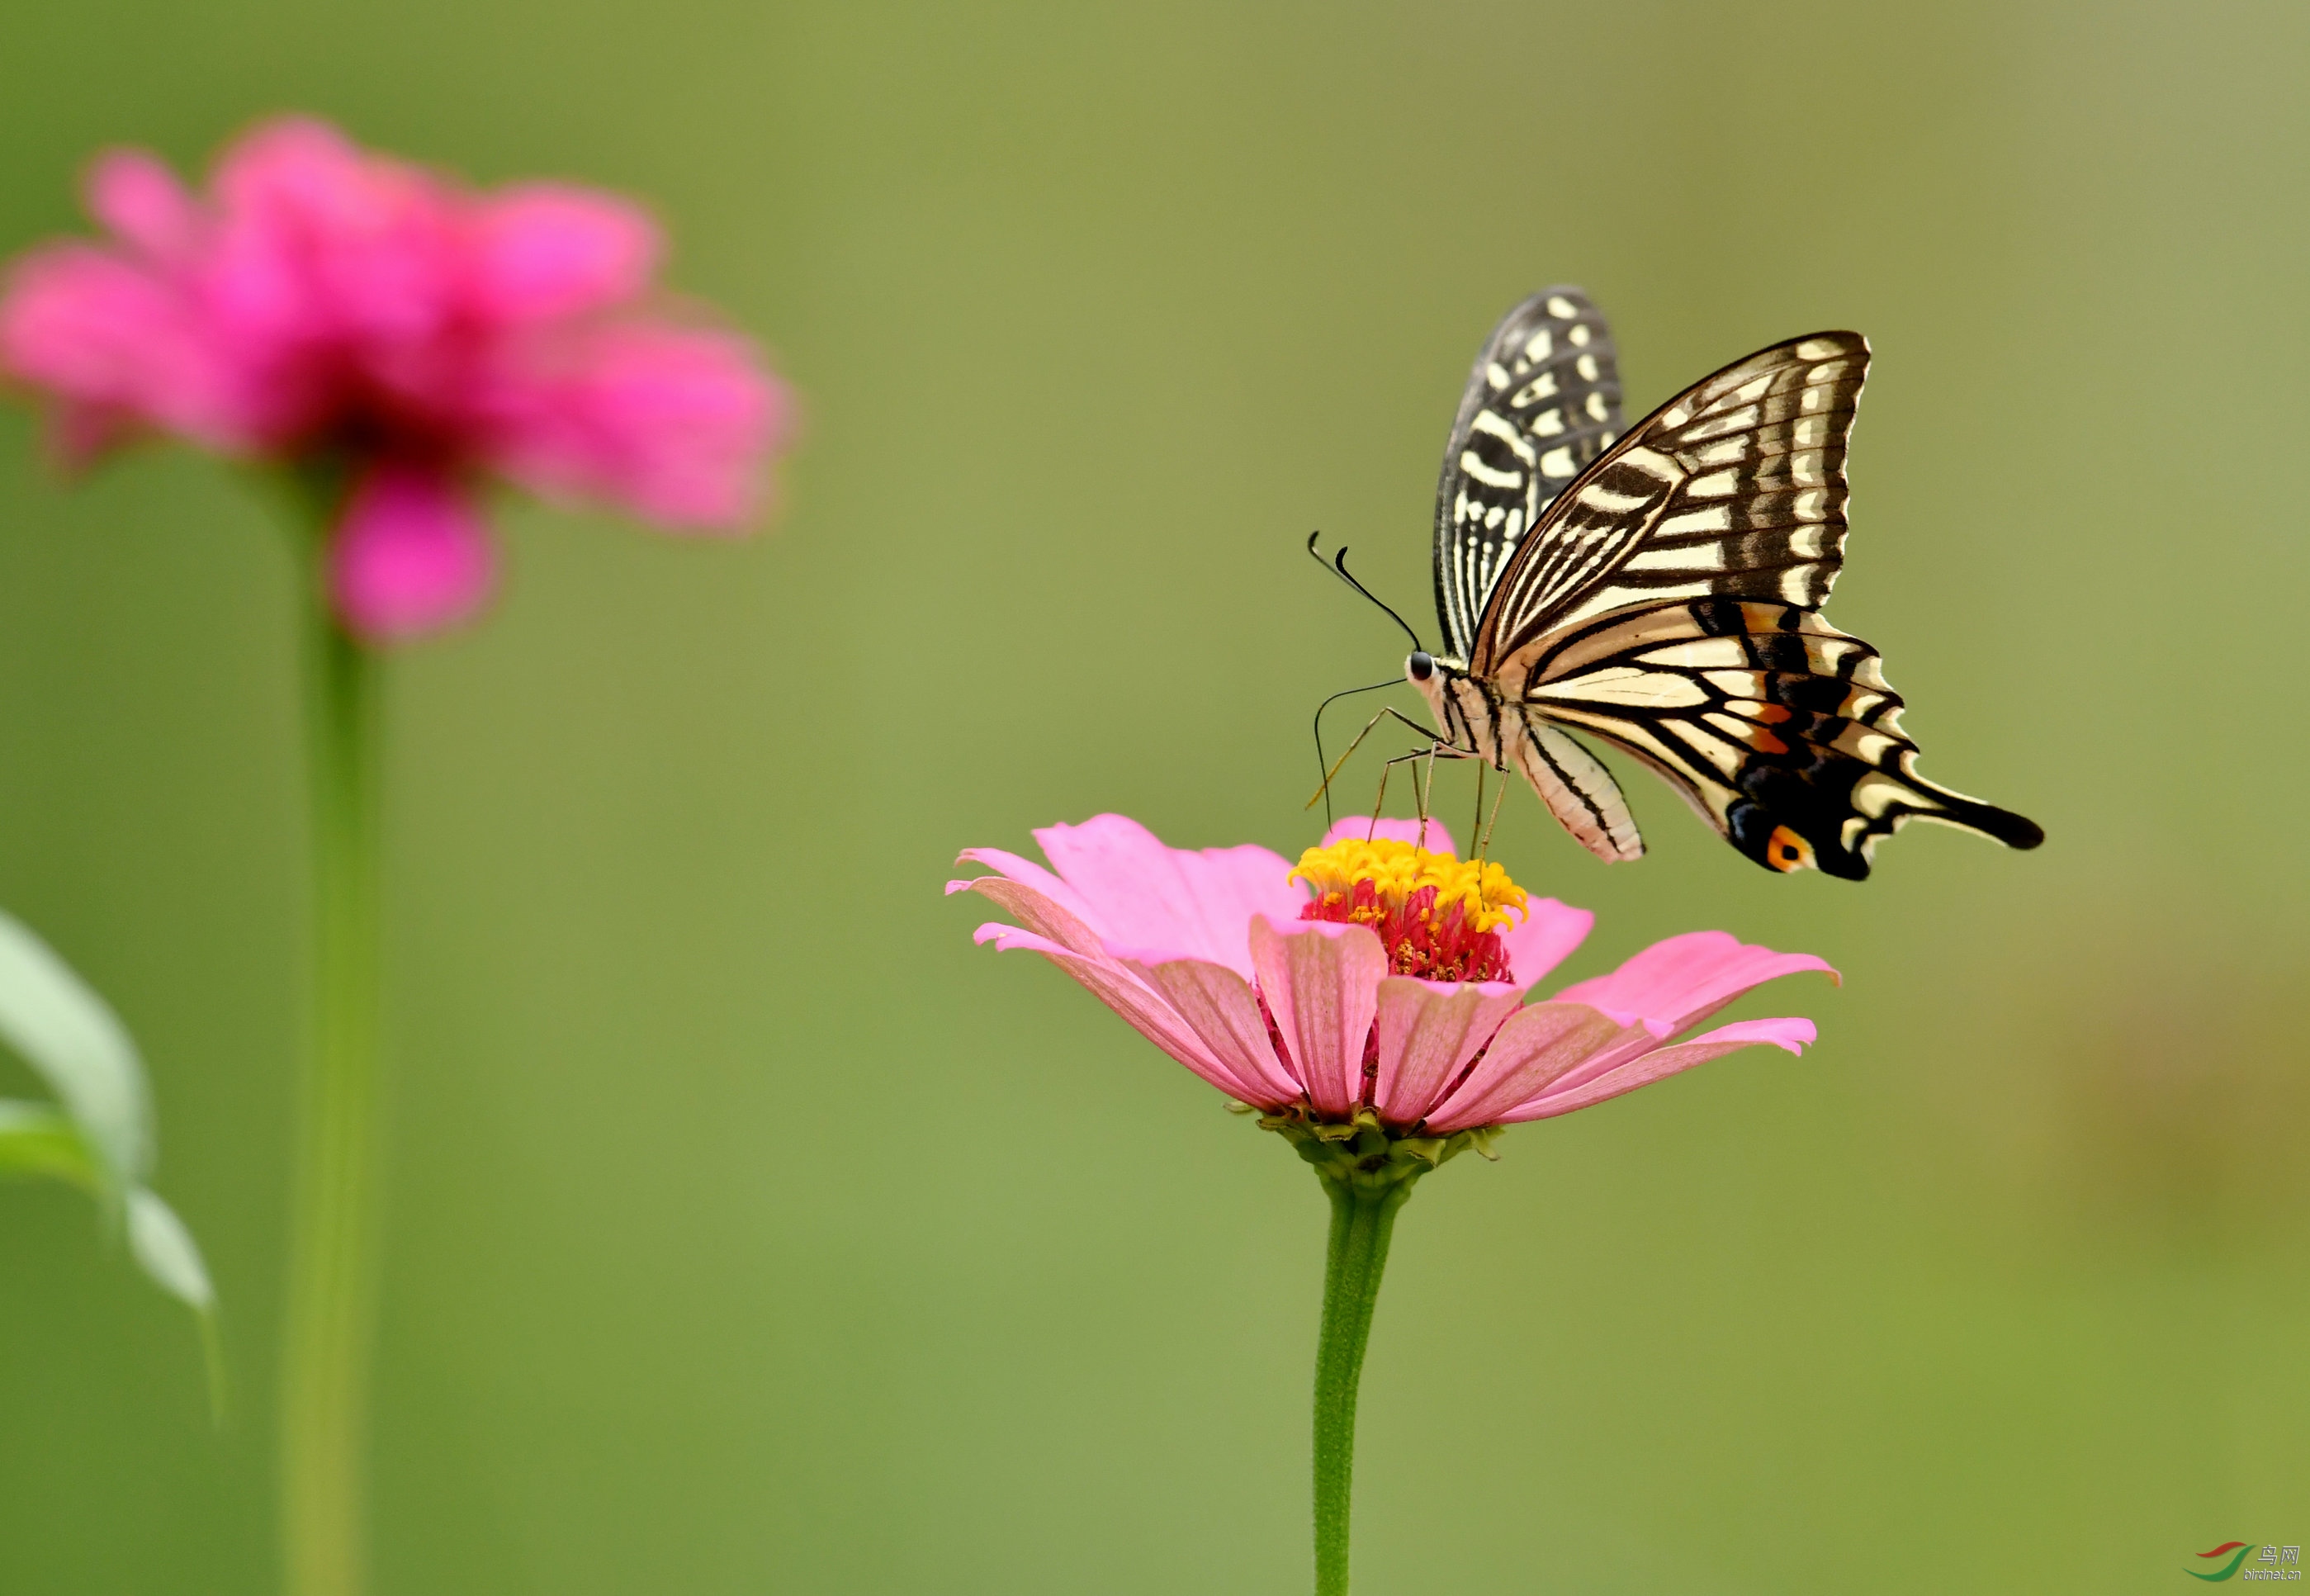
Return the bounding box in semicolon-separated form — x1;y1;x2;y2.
1406;651;1435;682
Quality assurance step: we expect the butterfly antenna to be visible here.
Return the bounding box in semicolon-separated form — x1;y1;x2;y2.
1307;531;1425;654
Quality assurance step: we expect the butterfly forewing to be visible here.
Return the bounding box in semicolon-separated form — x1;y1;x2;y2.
1432;287;1622;661
1474;333;1867;671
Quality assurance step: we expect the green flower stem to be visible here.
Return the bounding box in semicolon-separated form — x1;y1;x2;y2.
1255;1107;1490;1594
279;541;384;1596
1311;1174;1411;1596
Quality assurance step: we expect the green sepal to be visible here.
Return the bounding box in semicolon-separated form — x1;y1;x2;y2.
1246;1102;1508;1194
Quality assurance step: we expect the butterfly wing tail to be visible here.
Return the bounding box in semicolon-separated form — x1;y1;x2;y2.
1904;784;2044;850
1844;769;2045;855
1725;756;2043;881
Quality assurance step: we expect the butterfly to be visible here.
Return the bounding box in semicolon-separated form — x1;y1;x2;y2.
1396;287;2042;879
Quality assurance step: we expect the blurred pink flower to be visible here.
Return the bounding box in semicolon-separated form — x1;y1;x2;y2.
0;117;793;641
949;814;1833;1135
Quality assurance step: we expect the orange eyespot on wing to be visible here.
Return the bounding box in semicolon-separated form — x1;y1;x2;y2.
1766;826;1815;873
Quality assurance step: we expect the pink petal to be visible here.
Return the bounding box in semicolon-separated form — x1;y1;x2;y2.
1247;916;1385;1120
1124;955;1304;1106
1550;931;1836;1039
484;321;787;527
949;846;1112;940
1420;1002;1640;1134
212;117;367;218
1319;816;1459;855
946;872;1106;959
191;222;332;439
193;127;360;401
213;117;462;347
329;466;497;641
174;123;462;452
87;149;201;263
1369;976;1526;1125
0;244;237;457
466;185;660;322
1498;1017;1817;1124
1029;816;1303;981
314;180;463;348
0;245;159;400
1496;898;1593;987
969;923;1276;1104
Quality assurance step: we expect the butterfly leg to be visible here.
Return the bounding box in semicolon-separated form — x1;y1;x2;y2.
1476;758;1510;863
1416;743;1492;854
1305;706;1451;816
1378;743;1445;850
1368;741;1483;846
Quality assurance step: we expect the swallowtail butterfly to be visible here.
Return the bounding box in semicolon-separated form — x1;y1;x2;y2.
1404;287;2043;879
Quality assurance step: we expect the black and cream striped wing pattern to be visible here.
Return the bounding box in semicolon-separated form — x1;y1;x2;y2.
1470;331;2043;879
1431;287;1622;661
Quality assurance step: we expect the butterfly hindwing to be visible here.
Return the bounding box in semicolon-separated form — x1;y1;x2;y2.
1504;709;1645;864
1519;598;2043;879
1432;287;1622;661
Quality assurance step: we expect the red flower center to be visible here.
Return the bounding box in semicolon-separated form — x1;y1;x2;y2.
1290;837;1525;984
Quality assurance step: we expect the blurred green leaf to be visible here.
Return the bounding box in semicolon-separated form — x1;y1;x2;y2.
0;909;149;1190
0;912;215;1365
125;1187;214;1314
127;1186;226;1418
0;1100;99;1186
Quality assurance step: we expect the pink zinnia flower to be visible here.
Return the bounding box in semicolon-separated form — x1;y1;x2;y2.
0;116;792;641
949;813;1832;1145
953;812;1837;1594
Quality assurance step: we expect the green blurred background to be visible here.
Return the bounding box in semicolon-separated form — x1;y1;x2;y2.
2;1;2304;1590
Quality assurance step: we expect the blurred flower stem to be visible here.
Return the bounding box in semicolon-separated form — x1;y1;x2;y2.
280;507;385;1596
1;116;796;1596
1312;1175;1410;1596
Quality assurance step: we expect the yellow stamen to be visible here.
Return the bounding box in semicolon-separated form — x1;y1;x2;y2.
1289;836;1528;934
